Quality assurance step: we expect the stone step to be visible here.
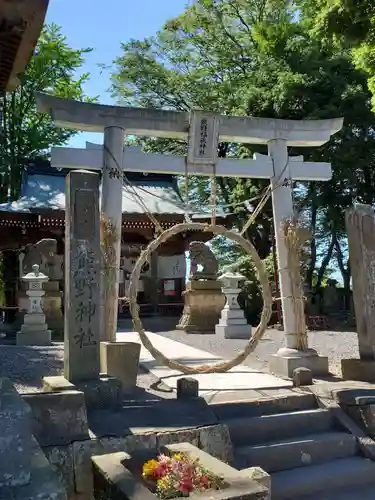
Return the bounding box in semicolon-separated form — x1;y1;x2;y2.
211;392;316;420
271;456;375;500
299;482;375;500
234;431;357;472
226;408;333;446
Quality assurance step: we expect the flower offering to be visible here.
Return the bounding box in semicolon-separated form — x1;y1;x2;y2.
142;452;224;498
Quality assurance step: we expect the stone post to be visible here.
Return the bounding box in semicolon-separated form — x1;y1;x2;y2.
342;205;375;381
215;272;251;339
16;264;51;346
43;170;123;409
101;126;125;342
268;139;329;377
64;170;101;383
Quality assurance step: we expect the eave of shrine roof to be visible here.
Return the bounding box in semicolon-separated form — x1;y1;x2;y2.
0;172;224;217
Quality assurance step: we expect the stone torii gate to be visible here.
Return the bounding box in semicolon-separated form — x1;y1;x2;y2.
36;93;343;377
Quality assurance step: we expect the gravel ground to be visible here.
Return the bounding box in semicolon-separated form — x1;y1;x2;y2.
153;327;360;378
0;344;64;393
0;342;175;396
0;327;359;392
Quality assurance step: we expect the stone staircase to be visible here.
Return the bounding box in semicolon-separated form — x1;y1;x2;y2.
213;392;375;499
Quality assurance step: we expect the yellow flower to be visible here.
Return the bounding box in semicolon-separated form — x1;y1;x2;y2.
157;476;171;491
172;453;185;462
143;459;159;477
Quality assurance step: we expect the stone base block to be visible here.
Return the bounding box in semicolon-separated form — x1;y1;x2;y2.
0;378;66;497
221;309;244;320
269;351;329;378
20;322;49;333
43;376;75;392
100;341;140;392
75;375;122;410
341;358;375;382
23;313;45;325
22;390;89;446
215;324;252;339
43;374;122;410
16;329;51;346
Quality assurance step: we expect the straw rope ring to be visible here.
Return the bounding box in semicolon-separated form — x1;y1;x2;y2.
128;222;273;374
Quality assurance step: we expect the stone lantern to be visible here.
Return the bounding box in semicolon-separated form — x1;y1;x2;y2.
16;264;51;346
215;272;251;339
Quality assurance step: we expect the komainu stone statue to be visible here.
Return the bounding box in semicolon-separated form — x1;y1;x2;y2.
189;241;218;280
23;238;63;280
177;241;224;333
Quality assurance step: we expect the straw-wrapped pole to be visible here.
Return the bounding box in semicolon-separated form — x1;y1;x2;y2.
100;216;119;342
281;218;310;351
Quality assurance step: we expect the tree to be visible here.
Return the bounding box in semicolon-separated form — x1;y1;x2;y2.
110;0;375;302
0;23;96;202
110;0;294;259
298;0;375;109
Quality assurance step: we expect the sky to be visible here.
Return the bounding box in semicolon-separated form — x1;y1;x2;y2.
45;0;191;148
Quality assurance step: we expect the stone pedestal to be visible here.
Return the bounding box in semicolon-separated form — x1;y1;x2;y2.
177;280;225;333
341;206;375;382
16;265;51;346
215;272;251;339
269;347;329;378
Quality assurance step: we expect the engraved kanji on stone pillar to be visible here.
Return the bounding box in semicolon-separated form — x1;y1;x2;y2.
64;170;101;383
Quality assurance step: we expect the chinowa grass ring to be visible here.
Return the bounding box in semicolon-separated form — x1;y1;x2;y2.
127;222;272;374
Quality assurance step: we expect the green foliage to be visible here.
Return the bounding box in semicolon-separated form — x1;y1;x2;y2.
299;0;375;109
0;23;96;201
110;0;375;307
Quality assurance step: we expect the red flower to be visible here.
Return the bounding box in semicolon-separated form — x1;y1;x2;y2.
154;462;170;478
200;475;210;488
180;474;194;493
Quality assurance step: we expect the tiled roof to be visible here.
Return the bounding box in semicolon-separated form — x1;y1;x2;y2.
0;171;224;218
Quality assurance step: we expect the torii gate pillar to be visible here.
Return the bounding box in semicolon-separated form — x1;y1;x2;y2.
268;138;329;377
101;126;124;342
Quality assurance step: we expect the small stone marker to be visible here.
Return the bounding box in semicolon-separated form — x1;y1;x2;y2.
177;377;199;399
293;367;313;387
64;170;101;383
100;341;141;392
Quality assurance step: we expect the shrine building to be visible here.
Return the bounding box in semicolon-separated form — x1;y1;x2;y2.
0;160;228;325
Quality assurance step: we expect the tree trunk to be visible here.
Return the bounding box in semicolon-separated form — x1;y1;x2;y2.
316;236;335;288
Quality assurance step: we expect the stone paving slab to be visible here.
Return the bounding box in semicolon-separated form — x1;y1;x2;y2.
118;331;293;394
